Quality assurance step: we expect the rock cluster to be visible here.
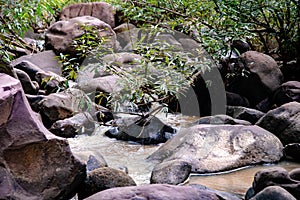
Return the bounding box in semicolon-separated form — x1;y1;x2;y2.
2;1;300;199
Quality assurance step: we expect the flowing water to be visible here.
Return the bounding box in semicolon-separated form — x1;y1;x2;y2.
67;113;300;196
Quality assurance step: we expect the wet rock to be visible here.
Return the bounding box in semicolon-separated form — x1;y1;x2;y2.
150;160;191;185
256;102;300;145
228;51;283;106
196;114;251;125
249;186;297;200
246;167;300;199
11;50;62;77
84;184;220;200
15;68;39;94
227;106;265;124
38;88;91;127
283;143;300;162
45;16;116;55
77;167;136;199
59;2;115;28
105;114;176;145
148;124;283;173
0;73;86;199
50;112;95;138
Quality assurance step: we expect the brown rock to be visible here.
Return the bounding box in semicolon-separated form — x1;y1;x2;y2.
38;88;90;127
59;2;115;28
246;167;300;199
228;51;283;106
45;16;116;55
249;186;296;200
0;73;86;199
256;102;300;145
77;167;136;199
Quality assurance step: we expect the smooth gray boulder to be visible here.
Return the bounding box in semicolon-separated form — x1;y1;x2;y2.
149;124;283;173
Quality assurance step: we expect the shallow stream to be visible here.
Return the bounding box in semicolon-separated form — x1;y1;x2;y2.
67;113;300;196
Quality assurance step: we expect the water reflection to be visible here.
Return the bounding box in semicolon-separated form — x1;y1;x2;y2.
188;161;300;195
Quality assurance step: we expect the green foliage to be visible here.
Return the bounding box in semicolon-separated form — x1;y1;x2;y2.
105;0;300;62
0;0;64;62
1;0;300;112
59;25;106;80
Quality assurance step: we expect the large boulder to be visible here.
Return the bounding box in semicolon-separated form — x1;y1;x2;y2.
45;16;117;55
245;167;300;200
256;102;300;145
77;167;136;199
0;73;86;199
148;124;283;173
228;51;283;106
84;184;220;200
59;2;115;28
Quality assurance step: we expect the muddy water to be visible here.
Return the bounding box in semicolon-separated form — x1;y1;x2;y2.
189;161;300;196
67;113;300;196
